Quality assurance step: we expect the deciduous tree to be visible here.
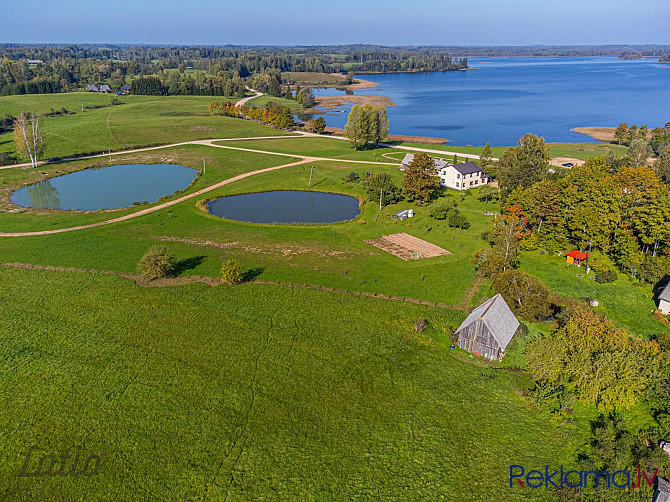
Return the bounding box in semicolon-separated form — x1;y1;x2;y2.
401;152;440;204
13;112;44;168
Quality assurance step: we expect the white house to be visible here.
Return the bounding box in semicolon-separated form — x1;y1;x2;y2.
400;154;489;191
659;283;670;315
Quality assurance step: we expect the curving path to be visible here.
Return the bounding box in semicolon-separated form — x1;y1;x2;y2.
0;131;492;237
0;158;315;237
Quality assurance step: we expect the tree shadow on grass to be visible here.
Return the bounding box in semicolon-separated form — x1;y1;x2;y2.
243;267;265;282
174;255;206;276
653;274;670;303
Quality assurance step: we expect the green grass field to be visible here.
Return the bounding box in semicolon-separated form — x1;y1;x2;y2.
245;95;303;111
0;93;288;160
0;92;659;500
281;72;348;86
520;252;669;337
0;266;580;501
398;141;626;161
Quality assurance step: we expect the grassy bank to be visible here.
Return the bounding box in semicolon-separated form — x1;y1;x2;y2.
0;266;581;501
0;93;288;160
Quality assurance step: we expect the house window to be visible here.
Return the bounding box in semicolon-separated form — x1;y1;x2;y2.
455;182;459;187
475;180;479;185
456;174;460;179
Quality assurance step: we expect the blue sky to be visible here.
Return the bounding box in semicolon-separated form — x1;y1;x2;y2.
5;0;670;45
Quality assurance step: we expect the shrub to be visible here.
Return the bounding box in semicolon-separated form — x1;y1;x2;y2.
0;152;16;166
137;246;176;280
447;209;470;229
343;172;359;183
221;260;244;285
414;318;428;333
595;268;618;284
428;199;456;220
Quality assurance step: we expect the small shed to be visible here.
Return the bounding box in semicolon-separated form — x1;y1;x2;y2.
392;209;414;221
122;85;131;93
99;84;111;93
85;84;99;92
659;284;670;315
455;294;520;360
653;477;670;502
566;250;590;266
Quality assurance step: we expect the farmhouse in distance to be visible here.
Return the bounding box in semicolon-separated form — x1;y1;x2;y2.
400;153;490;190
455;294;520;360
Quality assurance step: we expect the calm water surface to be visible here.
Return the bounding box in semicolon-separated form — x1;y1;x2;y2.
320;57;670;145
11;163;197;210
208;190;360;224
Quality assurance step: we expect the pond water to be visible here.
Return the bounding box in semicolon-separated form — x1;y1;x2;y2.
11;163;197;210
208;190;360;224
319;57;670;145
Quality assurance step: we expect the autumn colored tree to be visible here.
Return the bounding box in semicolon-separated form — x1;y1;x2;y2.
401;152;440;204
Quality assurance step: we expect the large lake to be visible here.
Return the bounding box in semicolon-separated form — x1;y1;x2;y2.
320;57;670;146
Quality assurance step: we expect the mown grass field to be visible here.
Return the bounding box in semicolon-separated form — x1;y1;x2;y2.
0;266;581;501
281;72;348;85
520;252;669;337
0;93;288;160
245;95;303;111
398;141;627;161
0;148;496;306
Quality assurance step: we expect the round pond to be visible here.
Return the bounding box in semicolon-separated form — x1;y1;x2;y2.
11;163;197;210
208;190;360;224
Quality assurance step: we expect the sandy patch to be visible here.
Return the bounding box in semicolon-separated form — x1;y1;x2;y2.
329;73;379;90
190;125;215;131
550;157;585;168
365;233;451;261
571;127;616;142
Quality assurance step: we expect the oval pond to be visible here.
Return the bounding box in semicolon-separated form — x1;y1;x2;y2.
208;191;360;224
11;163;197;210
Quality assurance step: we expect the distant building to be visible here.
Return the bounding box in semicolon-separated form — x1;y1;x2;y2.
659;284;670;315
653;477;670;502
85;84;99;92
400;153;489;190
455;294;520;360
122;85;131;93
99;84;111;93
26;59;43;64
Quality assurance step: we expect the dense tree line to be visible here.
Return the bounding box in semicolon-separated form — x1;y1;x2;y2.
0;44;472;96
501;157;670;282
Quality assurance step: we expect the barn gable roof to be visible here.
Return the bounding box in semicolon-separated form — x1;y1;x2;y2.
660;283;670;303
455;294;520;351
655;477;670;502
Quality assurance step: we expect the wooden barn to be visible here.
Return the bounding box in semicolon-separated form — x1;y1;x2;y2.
653;477;670;502
455;294;520;360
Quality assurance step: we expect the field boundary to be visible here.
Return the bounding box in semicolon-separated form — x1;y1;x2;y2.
0;262;464;311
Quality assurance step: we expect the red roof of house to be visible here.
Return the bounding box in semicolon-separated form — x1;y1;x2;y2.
566;250;590;260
